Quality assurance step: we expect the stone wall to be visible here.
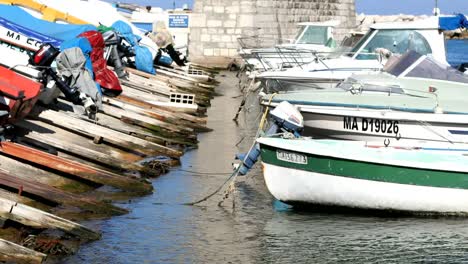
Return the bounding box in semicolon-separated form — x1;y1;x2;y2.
189;0;356;66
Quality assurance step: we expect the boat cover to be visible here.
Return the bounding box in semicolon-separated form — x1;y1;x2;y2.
0;17;62;47
56;47;103;110
112;20;155;74
79;30;122;93
0;4;95;41
439;14;468;31
60;37;94;76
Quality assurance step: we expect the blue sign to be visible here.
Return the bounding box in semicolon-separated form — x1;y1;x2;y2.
168;15;189;28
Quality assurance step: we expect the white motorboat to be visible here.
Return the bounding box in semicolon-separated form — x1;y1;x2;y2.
256;16;448;92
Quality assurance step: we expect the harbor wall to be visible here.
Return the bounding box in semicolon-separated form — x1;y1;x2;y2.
188;0;356;67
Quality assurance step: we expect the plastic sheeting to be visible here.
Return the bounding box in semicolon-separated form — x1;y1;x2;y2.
0;4;95;41
56;47;103;110
112;20;155;74
439;14;468;31
158;55;173;67
79;30;122;94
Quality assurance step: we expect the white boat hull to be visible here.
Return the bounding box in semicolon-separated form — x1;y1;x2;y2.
298;107;468;145
263;162;468;213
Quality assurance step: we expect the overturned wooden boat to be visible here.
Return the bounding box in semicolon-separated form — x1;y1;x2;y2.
258;136;468;214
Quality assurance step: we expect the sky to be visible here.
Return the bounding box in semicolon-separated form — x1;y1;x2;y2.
104;0;467;15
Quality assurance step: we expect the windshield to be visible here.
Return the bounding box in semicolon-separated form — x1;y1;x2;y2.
384;51;468;83
346;29;375;57
294;25;306;42
296;26;329;45
354;29;432;60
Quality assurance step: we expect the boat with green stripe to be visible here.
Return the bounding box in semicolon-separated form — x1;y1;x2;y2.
257;136;468;214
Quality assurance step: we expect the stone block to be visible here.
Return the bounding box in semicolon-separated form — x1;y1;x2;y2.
212;35;222;42
201;34;211;42
203;6;213;13
228;48;238;57
214;6;224;13
220;48;229;56
204;48;214;56
224;20;236;28
190;14;207;28
226;5;240;13
238;14;255;27
221;35;231;42
207;20;223;27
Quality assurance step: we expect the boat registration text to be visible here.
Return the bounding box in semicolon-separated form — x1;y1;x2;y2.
343;116;399;134
276;150;308;164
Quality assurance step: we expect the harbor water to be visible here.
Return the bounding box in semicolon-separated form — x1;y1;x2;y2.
65;48;468;263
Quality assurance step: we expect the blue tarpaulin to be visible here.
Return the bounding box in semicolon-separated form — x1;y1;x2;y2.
439;14;468;31
0;17;62;47
112;20;155;74
0;5;96;41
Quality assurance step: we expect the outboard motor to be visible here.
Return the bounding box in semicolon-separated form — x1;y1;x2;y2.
102;30;127;78
236;101;304;175
29;44;82;105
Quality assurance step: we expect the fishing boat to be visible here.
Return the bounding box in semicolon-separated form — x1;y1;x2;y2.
261;51;468;145
256;15;454;92
238;21;344;70
257;136;468;214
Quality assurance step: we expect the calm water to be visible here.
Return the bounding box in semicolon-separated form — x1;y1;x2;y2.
64;67;468;263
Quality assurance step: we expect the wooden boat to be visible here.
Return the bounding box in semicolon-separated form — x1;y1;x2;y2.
258;136;468;214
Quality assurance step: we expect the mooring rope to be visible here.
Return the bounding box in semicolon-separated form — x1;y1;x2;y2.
184;93;277;206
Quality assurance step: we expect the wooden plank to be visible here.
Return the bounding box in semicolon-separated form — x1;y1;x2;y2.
34;109;183;158
113;95;207;124
125;66;201;84
0;197;101;240
0;142;153;195
20;132;161;177
103;98;212;132
101;104;194;134
17;119;146;164
0;238;46;264
55;99;197;145
0;171;127;216
0;153;93;194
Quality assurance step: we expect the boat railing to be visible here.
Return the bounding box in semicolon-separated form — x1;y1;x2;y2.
237;36;293;49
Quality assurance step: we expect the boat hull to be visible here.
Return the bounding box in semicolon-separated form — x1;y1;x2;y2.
258;139;468;214
262;162;468;214
301;110;468;145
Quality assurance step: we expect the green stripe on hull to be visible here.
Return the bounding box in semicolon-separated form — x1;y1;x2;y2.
259;144;468;189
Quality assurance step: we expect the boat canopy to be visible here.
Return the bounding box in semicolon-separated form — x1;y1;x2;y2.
384;51;468;84
0;5;95;41
439;14;468;31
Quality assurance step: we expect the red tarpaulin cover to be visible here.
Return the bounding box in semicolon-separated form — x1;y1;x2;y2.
79;30;122;96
